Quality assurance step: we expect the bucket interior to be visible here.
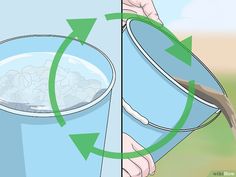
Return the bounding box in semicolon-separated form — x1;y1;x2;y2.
127;20;225;94
0;35;115;118
124;19;225;130
123;19;225;161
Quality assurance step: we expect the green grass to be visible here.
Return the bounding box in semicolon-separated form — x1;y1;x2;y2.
153;74;236;177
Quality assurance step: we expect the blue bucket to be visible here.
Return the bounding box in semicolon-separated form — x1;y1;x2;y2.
123;19;226;162
0;35;115;177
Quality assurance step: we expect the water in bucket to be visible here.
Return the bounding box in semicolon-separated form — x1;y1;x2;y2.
0;35;115;177
123;19;235;162
0;52;109;113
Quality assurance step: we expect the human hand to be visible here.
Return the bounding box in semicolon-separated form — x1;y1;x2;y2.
123;133;156;177
123;0;163;25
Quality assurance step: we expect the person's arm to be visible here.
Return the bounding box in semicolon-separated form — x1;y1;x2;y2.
123;0;163;25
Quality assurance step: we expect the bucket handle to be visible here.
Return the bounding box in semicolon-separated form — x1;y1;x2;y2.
123;99;220;132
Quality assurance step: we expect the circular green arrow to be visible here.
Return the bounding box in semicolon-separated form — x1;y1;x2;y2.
48;13;196;159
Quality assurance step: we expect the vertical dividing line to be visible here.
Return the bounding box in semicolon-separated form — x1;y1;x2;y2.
121;0;124;176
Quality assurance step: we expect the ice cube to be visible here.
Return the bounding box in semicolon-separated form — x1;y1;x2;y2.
0;53;105;112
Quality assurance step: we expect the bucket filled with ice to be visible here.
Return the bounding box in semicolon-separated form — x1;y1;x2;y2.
0;35;115;177
123;19;226;162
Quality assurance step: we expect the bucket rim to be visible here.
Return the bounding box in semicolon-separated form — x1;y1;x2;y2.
126;19;227;110
0;34;116;118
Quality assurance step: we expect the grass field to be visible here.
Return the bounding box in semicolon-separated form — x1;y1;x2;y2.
154;74;236;177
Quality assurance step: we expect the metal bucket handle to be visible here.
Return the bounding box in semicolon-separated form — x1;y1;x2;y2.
123;99;221;132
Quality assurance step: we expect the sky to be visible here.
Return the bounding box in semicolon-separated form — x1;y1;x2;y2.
154;0;236;32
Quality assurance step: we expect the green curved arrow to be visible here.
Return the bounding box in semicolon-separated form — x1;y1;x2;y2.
106;12;192;66
48;14;196;160
49;18;96;127
68;13;195;160
70;80;195;160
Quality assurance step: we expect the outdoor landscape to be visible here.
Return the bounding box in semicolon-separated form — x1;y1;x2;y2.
155;33;236;177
